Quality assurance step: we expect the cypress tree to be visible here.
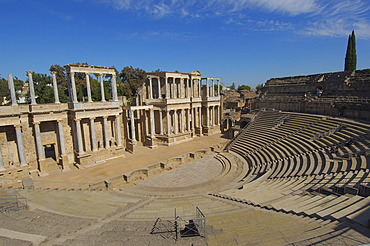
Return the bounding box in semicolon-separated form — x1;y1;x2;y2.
344;30;357;71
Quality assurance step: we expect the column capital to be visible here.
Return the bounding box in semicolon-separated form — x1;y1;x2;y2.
50;71;57;76
33;121;41;126
15;124;21;130
26;70;33;75
75;118;81;123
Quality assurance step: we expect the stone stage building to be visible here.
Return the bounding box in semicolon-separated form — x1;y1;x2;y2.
0;64;221;178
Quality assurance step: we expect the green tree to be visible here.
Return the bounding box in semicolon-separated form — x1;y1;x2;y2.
344;30;357;71
26;72;54;104
256;83;264;92
118;66;147;102
0;78;10;105
237;85;251;92
230;82;236;90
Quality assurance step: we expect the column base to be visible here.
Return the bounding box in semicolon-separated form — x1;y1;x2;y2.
125;139;137;153
146;136;158;149
38;159;48;174
60;155;70;171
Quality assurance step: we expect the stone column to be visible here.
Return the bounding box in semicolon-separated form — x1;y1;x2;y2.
179;78;183;98
34;122;45;160
130;110;136;141
186;109;191;131
115;115;122;146
172;78;176;98
75;119;84;154
148;77;153;99
159;110;163;135
51;72;60;103
180;109;184;133
111;74;118;101
211;79;215;97
217;106;221;125
206;106;210;127
198;79;202;97
0;147;4;170
217;79;220;96
165;77;169;99
149;109;155;137
191;108;195;131
26;71;37;105
198;107;203;135
57;120;66;155
174;110;178;134
212;106;215;126
69;72;78;103
99;74;106;102
89;118;97;151
103;116;109;148
166;110;171;135
157;77;161;99
189;79;194;97
15;125;27;166
206;79;209;97
85;73;93;102
7;74;17;106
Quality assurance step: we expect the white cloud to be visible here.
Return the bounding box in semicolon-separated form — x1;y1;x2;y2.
98;0;370;38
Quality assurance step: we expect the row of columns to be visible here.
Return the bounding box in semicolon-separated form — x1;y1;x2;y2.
126;105;221;139
148;77;221;100
23;71;119;105
74;115;123;155
68;72;118;103
128;108;155;142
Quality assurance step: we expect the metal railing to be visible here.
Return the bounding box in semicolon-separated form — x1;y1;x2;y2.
175;207;206;240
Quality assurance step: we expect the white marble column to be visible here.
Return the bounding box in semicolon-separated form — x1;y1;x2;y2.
212;106;215;126
206;106;210;127
166;110;171;135
180;109;184;133
148;77;153;99
172;78;176;98
149;109;155;137
159;110;163;135
89;118;97;151
75;119;84;154
186;109;190;131
115;115;122;146
211;79;215;97
111;74;118;102
7;74;17;106
99;74;106;102
130;110;136;141
157;77;161;99
69;72;78;103
34;122;45;160
85;73;93;102
51;72;60;103
174;110;178;134
26;71;37;105
165;77;169;99
57;120;66;155
179;78;183;98
191;108;195;131
198;107;203;135
15;125;27;165
206;79;209;97
103;116;109;148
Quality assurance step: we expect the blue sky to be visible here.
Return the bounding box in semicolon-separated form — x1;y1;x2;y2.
1;0;370;87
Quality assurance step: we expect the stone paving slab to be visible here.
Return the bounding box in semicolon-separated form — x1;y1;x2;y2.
0;228;46;245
